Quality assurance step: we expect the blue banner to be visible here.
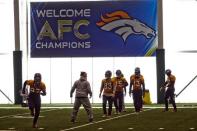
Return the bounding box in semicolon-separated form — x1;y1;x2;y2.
30;0;157;57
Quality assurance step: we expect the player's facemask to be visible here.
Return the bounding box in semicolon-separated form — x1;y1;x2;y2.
80;74;87;81
34;77;41;85
116;73;122;78
135;71;140;78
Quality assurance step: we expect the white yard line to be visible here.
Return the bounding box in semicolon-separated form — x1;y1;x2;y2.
0;106;197;109
0;130;16;131
0;108;62;119
60;108;153;131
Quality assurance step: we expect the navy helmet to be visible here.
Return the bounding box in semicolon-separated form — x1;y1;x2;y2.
135;67;140;75
165;69;171;76
34;73;41;83
116;70;122;77
105;70;112;78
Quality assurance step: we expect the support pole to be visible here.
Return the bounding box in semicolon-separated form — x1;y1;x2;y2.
13;51;22;104
13;0;22;104
157;0;165;104
156;49;165;104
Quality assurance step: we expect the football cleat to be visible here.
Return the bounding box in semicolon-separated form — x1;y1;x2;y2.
32;124;38;128
70;119;75;123
102;114;107;118
89;118;93;123
173;109;177;112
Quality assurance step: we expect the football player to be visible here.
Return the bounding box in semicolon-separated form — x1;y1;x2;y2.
160;69;177;112
129;67;145;112
22;73;46;128
113;70;128;114
120;73;127;112
99;70;115;117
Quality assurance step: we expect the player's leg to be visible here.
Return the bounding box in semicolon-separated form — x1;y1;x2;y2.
133;90;137;111
118;92;123;113
164;90;170;111
138;89;143;112
114;93;119;114
135;90;141;112
102;95;107;117
81;98;93;122
71;98;81;123
28;95;35;116
169;90;177;112
132;91;138;112
107;96;113;116
122;93;126;112
33;105;40;128
32;96;41;128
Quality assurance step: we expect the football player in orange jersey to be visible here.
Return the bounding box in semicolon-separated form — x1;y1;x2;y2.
113;70;128;114
160;69;177;112
22;73;46;128
99;70;115;117
120;73;127;112
129;67;145;112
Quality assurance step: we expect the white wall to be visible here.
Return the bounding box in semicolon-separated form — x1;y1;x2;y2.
163;0;197;103
23;57;156;103
0;0;14;104
0;0;196;104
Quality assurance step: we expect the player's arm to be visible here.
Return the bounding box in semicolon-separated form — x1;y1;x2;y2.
113;78;118;92
141;77;145;96
163;81;168;87
142;82;145;97
40;83;46;96
111;78;116;97
129;84;132;97
87;82;92;98
160;81;168;91
124;79;128;95
124;79;128;87
124;86;126;96
99;80;104;98
70;81;77;98
129;79;133;97
22;80;28;94
41;90;46;96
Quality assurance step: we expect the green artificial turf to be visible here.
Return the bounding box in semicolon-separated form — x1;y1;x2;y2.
0;106;197;131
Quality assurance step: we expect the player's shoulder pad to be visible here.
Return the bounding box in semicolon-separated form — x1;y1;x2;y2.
140;75;144;79
130;75;135;79
41;82;46;88
170;75;176;81
26;80;34;85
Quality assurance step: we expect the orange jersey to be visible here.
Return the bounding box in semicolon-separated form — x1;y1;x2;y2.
100;78;115;95
26;80;46;94
112;77;128;93
130;75;144;90
166;75;176;88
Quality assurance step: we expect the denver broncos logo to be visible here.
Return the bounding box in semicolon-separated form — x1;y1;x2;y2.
96;11;156;43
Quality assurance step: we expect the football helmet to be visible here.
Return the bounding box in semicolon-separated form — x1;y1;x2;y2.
105;70;112;78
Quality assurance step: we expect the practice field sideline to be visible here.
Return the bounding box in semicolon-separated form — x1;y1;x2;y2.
0;104;197;131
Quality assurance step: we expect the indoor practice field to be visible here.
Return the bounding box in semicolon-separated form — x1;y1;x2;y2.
0;104;197;131
1;0;197;131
